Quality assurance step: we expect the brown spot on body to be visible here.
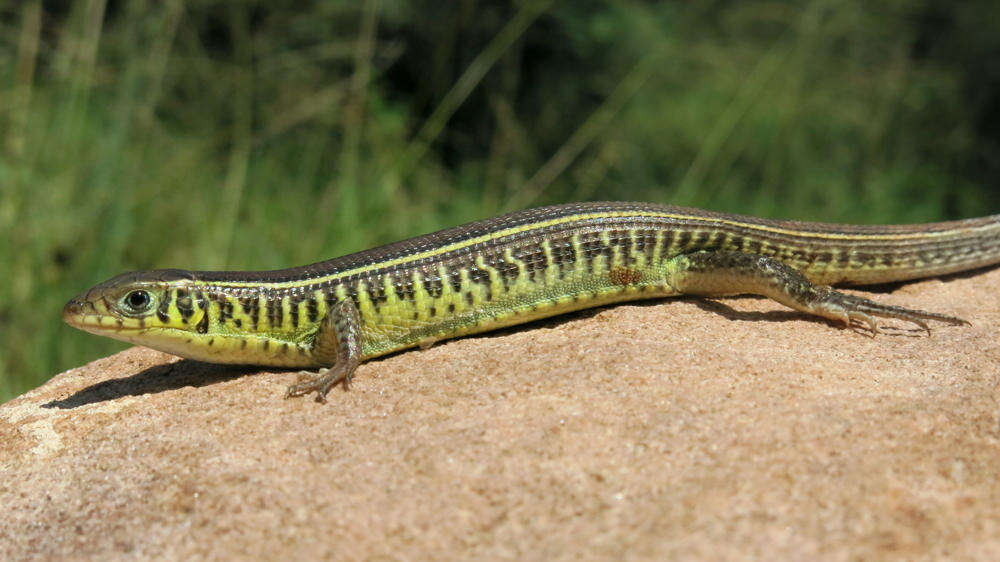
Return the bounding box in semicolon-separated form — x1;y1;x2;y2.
609;266;642;286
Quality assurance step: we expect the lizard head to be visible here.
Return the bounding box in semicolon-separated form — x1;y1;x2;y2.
62;269;206;346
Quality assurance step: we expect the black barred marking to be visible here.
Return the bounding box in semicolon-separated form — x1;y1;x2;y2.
464;291;474;306
642;230;657;263
496;257;520;290
281;343;288;354
307;296;319;323
745;238;763;255
234;318;242;328
217;297;235;327
513;240;548;283
194;290;207;310
429;306;437;317
393;272;416;303
691;230;711;250
263;340;270;350
631;232;647;265
289;294;304;328
207;338;214;346
323;287;338;310
266;298;282;329
468;267;493;302
422;271;444;299
675;230;692;253
447;268;463;293
196;312;209;334
176;289;194;323
659;229;677;258
448;303;455;313
240;339;247;349
852;252;879;268
364;278;388;313
238;295;259;330
609;229;632;261
250;297;261;330
156;290;172;323
579;231;613;272
549;236;576;278
814;251;833;266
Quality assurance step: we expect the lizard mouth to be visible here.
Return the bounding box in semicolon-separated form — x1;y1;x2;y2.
62;297;138;335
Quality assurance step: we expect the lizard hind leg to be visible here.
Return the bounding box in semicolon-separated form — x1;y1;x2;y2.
285;297;363;402
665;251;968;335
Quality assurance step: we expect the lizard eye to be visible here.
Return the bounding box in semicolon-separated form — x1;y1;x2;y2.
123;290;153;313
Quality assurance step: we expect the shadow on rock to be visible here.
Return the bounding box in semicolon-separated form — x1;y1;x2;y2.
42;360;264;409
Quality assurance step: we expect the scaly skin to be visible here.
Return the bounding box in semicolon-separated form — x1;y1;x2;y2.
63;202;1000;401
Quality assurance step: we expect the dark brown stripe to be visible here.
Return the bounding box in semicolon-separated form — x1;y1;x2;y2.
421;270;444;299
266;297;282;329
289;294;303;328
364;279;387;313
156;290;172;323
447;267;463;293
659;229;677;258
674;230;692;253
195;311;209;334
393;272;416;303
468;266;492;302
496;256;520;291
175;289;194;323
306;296;319;323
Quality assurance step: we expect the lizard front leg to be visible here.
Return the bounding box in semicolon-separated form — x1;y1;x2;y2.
285;298;363;402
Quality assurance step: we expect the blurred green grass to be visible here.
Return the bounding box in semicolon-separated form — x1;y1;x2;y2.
2;1;998;401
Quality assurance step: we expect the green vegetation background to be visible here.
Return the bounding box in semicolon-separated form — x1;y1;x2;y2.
2;1;999;401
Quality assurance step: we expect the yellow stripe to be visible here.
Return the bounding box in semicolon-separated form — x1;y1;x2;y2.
202;209;990;291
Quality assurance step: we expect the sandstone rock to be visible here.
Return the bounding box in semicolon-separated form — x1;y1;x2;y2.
3;268;1000;559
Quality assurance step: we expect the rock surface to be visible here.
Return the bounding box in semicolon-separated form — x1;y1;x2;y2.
3;268;1000;560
